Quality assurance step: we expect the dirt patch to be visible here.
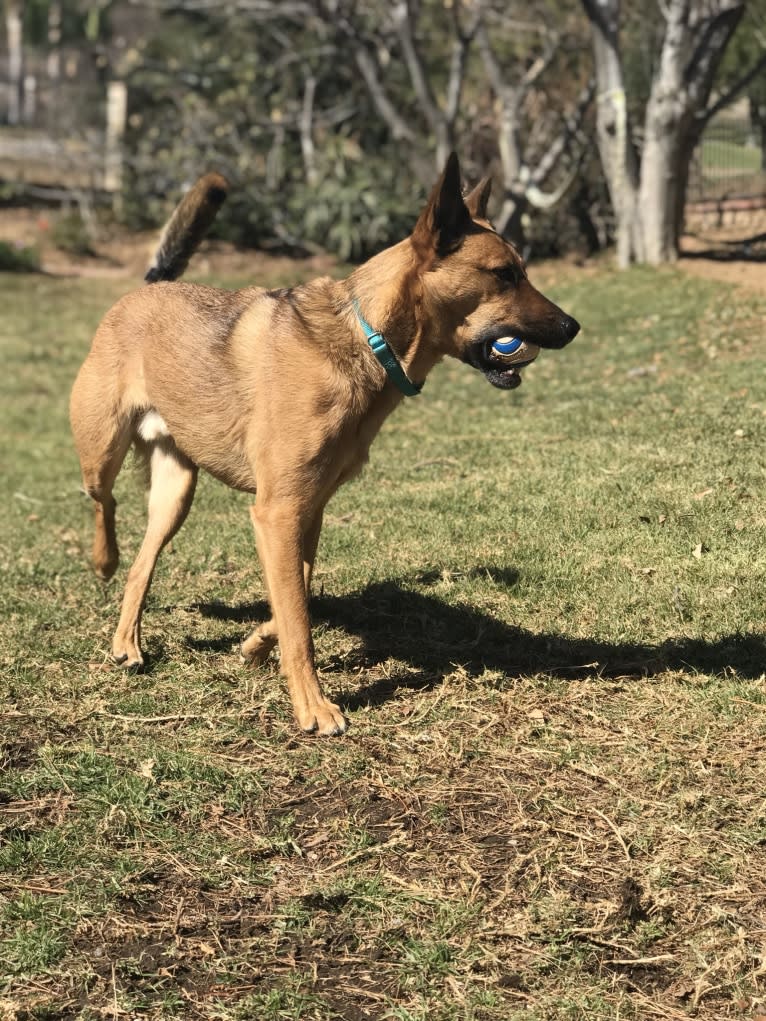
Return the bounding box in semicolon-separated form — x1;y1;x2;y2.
678;256;766;293
2;206;764;295
679;229;766;294
0;206;339;283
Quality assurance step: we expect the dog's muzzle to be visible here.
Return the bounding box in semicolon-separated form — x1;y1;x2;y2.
464;315;580;389
463;329;540;390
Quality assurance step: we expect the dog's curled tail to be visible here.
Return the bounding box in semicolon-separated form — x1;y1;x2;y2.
144;172;228;283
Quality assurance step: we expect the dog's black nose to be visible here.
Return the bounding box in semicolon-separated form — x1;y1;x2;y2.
562;315;580;342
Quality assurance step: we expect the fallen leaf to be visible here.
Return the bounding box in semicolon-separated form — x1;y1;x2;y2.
693;488;714;500
626;364;658;378
692;543;705;559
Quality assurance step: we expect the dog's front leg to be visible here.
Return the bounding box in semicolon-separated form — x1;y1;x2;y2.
241;508;324;666
249;502;346;736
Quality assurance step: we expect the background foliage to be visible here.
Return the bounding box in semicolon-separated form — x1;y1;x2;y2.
1;1;764;260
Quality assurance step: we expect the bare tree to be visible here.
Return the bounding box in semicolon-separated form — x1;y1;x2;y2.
477;6;594;241
327;0;593;242
583;0;766;266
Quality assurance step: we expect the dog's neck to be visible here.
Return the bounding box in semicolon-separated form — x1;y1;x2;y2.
345;240;442;386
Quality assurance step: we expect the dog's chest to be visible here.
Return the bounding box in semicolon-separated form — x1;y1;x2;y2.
332;389;401;488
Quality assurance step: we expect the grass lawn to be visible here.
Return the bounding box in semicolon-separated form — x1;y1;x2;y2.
1;258;765;1020
701;138;763;176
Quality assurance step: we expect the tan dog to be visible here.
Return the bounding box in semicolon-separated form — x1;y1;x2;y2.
70;154;579;736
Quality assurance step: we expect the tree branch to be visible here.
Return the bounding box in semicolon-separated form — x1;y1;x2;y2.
476;20;508;101
299;73;318;185
354;49;417;142
444;1;481;124
684;2;745;100
520;29;561;91
392;0;442;135
580;0;619;43
530;78;595;187
526;166;580;210
700;49;766;126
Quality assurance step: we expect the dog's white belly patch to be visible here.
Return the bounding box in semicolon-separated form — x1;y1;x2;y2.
137;410;171;442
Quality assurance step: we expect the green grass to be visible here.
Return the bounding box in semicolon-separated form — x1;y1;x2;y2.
1;258;766;1019
701;137;763;174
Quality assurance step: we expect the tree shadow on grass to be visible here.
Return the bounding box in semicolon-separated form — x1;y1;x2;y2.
681;230;766;262
194;578;766;711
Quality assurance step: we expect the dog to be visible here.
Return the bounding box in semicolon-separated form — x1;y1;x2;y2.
70;153;579;736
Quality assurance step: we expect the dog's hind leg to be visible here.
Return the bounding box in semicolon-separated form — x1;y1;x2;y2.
241;508;324;666
85;448;129;583
70;383;133;582
112;440;197;668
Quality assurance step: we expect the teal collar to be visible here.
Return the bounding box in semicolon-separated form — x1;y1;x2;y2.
352;300;422;397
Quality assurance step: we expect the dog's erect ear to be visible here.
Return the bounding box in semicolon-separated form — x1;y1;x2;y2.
464;176;492;220
412;152;472;255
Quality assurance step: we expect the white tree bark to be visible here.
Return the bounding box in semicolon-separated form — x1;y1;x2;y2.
583;0;643;266
47;2;62;81
104;80;128;195
6;0;24;126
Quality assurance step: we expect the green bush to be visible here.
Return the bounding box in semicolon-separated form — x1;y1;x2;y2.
0;240;40;273
50;212;96;257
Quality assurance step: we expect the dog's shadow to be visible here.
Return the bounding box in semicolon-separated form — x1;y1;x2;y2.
193;577;766;711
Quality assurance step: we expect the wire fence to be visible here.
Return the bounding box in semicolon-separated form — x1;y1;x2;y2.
688;114;766;204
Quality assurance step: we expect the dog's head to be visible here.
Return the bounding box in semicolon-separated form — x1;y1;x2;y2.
410;153;579;389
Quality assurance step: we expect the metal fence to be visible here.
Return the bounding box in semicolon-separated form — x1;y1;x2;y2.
688;114;766;204
0;51;124;195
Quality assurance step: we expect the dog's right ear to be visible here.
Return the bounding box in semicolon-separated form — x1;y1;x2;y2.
464;176;492;220
412;152;472;256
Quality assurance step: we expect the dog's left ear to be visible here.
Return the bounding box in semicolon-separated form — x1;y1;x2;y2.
464;176;492;220
412;152;472;255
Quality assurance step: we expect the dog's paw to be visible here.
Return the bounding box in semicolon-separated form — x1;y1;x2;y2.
298;700;347;737
240;630;278;666
113;652;144;671
112;637;144;671
94;559;119;583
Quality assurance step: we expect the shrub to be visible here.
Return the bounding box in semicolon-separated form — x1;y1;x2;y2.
0;240;40;273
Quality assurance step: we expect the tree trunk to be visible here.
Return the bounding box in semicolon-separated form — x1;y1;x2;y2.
583;0;643;266
572;183;603;254
495;193;528;250
493;97;524;240
104;80;128;199
47;2;62;81
6;0;24;126
750;99;766;171
585;0;748;266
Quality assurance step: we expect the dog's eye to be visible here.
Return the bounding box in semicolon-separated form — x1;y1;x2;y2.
492;265;519;286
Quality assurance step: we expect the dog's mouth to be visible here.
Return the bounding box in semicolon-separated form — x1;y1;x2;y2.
464;331;541;390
